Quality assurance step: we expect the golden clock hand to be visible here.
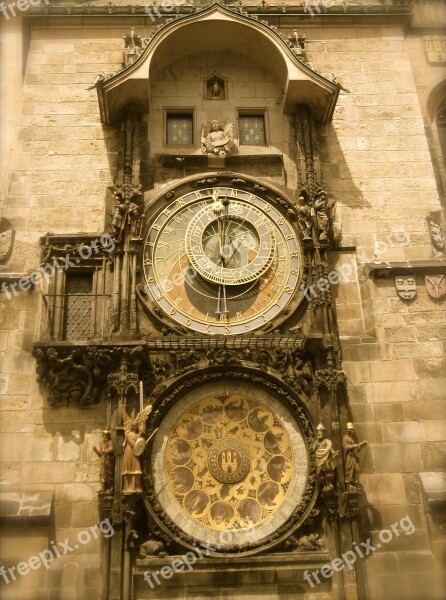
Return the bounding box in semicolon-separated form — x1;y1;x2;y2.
216;283;229;316
218;197;230;266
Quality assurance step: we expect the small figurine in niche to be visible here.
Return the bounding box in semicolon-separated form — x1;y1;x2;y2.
202;121;235;157
342;422;367;491
313;423;338;493
93;429;116;493
121;404;152;493
211;80;222;99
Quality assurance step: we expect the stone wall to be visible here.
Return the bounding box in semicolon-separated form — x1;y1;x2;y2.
0;7;445;600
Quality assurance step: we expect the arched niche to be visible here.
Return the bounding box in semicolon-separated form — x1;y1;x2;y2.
97;4;339;125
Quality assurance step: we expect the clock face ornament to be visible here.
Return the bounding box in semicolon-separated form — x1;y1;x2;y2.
149;379;310;551
142;186;302;334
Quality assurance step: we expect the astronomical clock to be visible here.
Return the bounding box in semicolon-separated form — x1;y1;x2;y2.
140;183;302;335
32;5;362;599
135;174;320;557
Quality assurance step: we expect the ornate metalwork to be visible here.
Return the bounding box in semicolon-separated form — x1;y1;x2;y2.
63;273;93;341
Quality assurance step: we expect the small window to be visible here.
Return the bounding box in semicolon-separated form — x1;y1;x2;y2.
62;271;93;341
166;113;194;145
239;114;266;146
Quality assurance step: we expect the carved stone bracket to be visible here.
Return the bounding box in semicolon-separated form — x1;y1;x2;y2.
32;343;148;406
40;234;114;268
98;491;114;522
314;368;347;391
339;489;360;520
32;337;318;408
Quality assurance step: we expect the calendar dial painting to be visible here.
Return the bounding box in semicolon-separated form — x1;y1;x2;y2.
150;382;309;550
165;395;293;532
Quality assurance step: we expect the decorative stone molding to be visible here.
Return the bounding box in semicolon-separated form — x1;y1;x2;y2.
32;344;147;407
314;368;347;391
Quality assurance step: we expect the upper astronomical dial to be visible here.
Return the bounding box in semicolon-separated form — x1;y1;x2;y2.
142;187;301;335
185;197;276;286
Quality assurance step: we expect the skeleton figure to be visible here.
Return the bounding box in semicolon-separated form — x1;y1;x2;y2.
295;195;312;240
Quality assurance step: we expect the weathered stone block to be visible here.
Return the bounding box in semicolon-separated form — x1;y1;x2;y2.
374;404;404;422
391;342;436;359
384;327;416;343
415;379;446;401
367;573;409;600
398;551;435;572
406;571;445;600
421;442;446;471
382;422;425;443
416;324;446;341
422;421;446;442
0;433;53;462
372;381;412;403
71;501;98;528
22;462;77;484
369;360;416;382
404;399;446;421
372;444;422;473
360;474;405;505
364;552;399;577
54;483;96;504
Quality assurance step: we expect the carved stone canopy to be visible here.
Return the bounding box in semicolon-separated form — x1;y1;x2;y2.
96;4;340;124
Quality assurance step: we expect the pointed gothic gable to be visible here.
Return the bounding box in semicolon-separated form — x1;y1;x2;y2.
96;3;340;125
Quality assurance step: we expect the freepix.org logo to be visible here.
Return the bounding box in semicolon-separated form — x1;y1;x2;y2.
0;0;49;20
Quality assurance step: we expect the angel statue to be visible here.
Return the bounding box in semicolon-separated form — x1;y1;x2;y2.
120;404;153;493
201;121;235;157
